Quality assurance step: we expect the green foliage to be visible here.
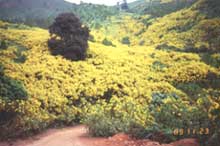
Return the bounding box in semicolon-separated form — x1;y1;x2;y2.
151;92;179;106
0;40;7;50
75;3;119;28
7;23;32;30
198;19;220;52
82;97;153;137
176;83;203;98
14;54;27;63
102;38;115;47
0;40;28;63
0;0;119;28
141;17;154;26
0;77;28;100
156;43;180;52
201;53;220;68
199;0;220;18
152;61;168;72
13;44;28;63
0;65;28;100
129;0;196;17
150;96;210;142
121;36;130;45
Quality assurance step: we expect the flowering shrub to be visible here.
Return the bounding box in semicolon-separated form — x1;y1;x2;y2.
81;96;153;137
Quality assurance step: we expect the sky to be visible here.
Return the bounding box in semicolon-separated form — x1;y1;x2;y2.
64;0;137;6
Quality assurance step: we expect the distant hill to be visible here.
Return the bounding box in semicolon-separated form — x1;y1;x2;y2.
91;0;220;53
128;0;197;17
0;0;119;28
0;0;198;28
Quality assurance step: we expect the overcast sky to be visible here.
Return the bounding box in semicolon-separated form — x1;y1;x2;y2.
64;0;137;6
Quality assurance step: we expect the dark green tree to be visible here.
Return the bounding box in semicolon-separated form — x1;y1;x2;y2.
48;13;90;61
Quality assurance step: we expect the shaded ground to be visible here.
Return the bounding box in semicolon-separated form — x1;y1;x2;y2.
0;125;200;146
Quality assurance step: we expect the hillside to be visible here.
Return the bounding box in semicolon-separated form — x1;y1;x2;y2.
0;0;220;146
129;0;197;17
142;0;220;52
96;0;220;53
0;0;118;28
0;0;197;28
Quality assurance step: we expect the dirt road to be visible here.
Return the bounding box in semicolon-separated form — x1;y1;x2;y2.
0;125;199;146
0;125;97;146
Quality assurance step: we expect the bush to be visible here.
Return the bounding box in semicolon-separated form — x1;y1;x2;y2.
48;13;90;61
149;95;211;143
0;40;7;50
14;54;27;63
0;64;28;100
121;36;130;45
102;38;115;47
82;96;153;137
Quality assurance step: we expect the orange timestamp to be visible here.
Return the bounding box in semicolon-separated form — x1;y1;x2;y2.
173;128;210;136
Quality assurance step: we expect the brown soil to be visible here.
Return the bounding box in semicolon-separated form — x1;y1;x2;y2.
0;125;200;146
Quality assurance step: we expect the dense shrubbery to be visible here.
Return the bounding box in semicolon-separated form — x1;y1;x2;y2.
82;96;152;137
48;13;90;61
139;0;220;54
82;93;216;143
0;64;28;100
150;96;210;142
0;76;28;100
0;64;28;138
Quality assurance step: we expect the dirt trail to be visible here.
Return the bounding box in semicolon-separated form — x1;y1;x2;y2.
0;125;97;146
0;125;200;146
